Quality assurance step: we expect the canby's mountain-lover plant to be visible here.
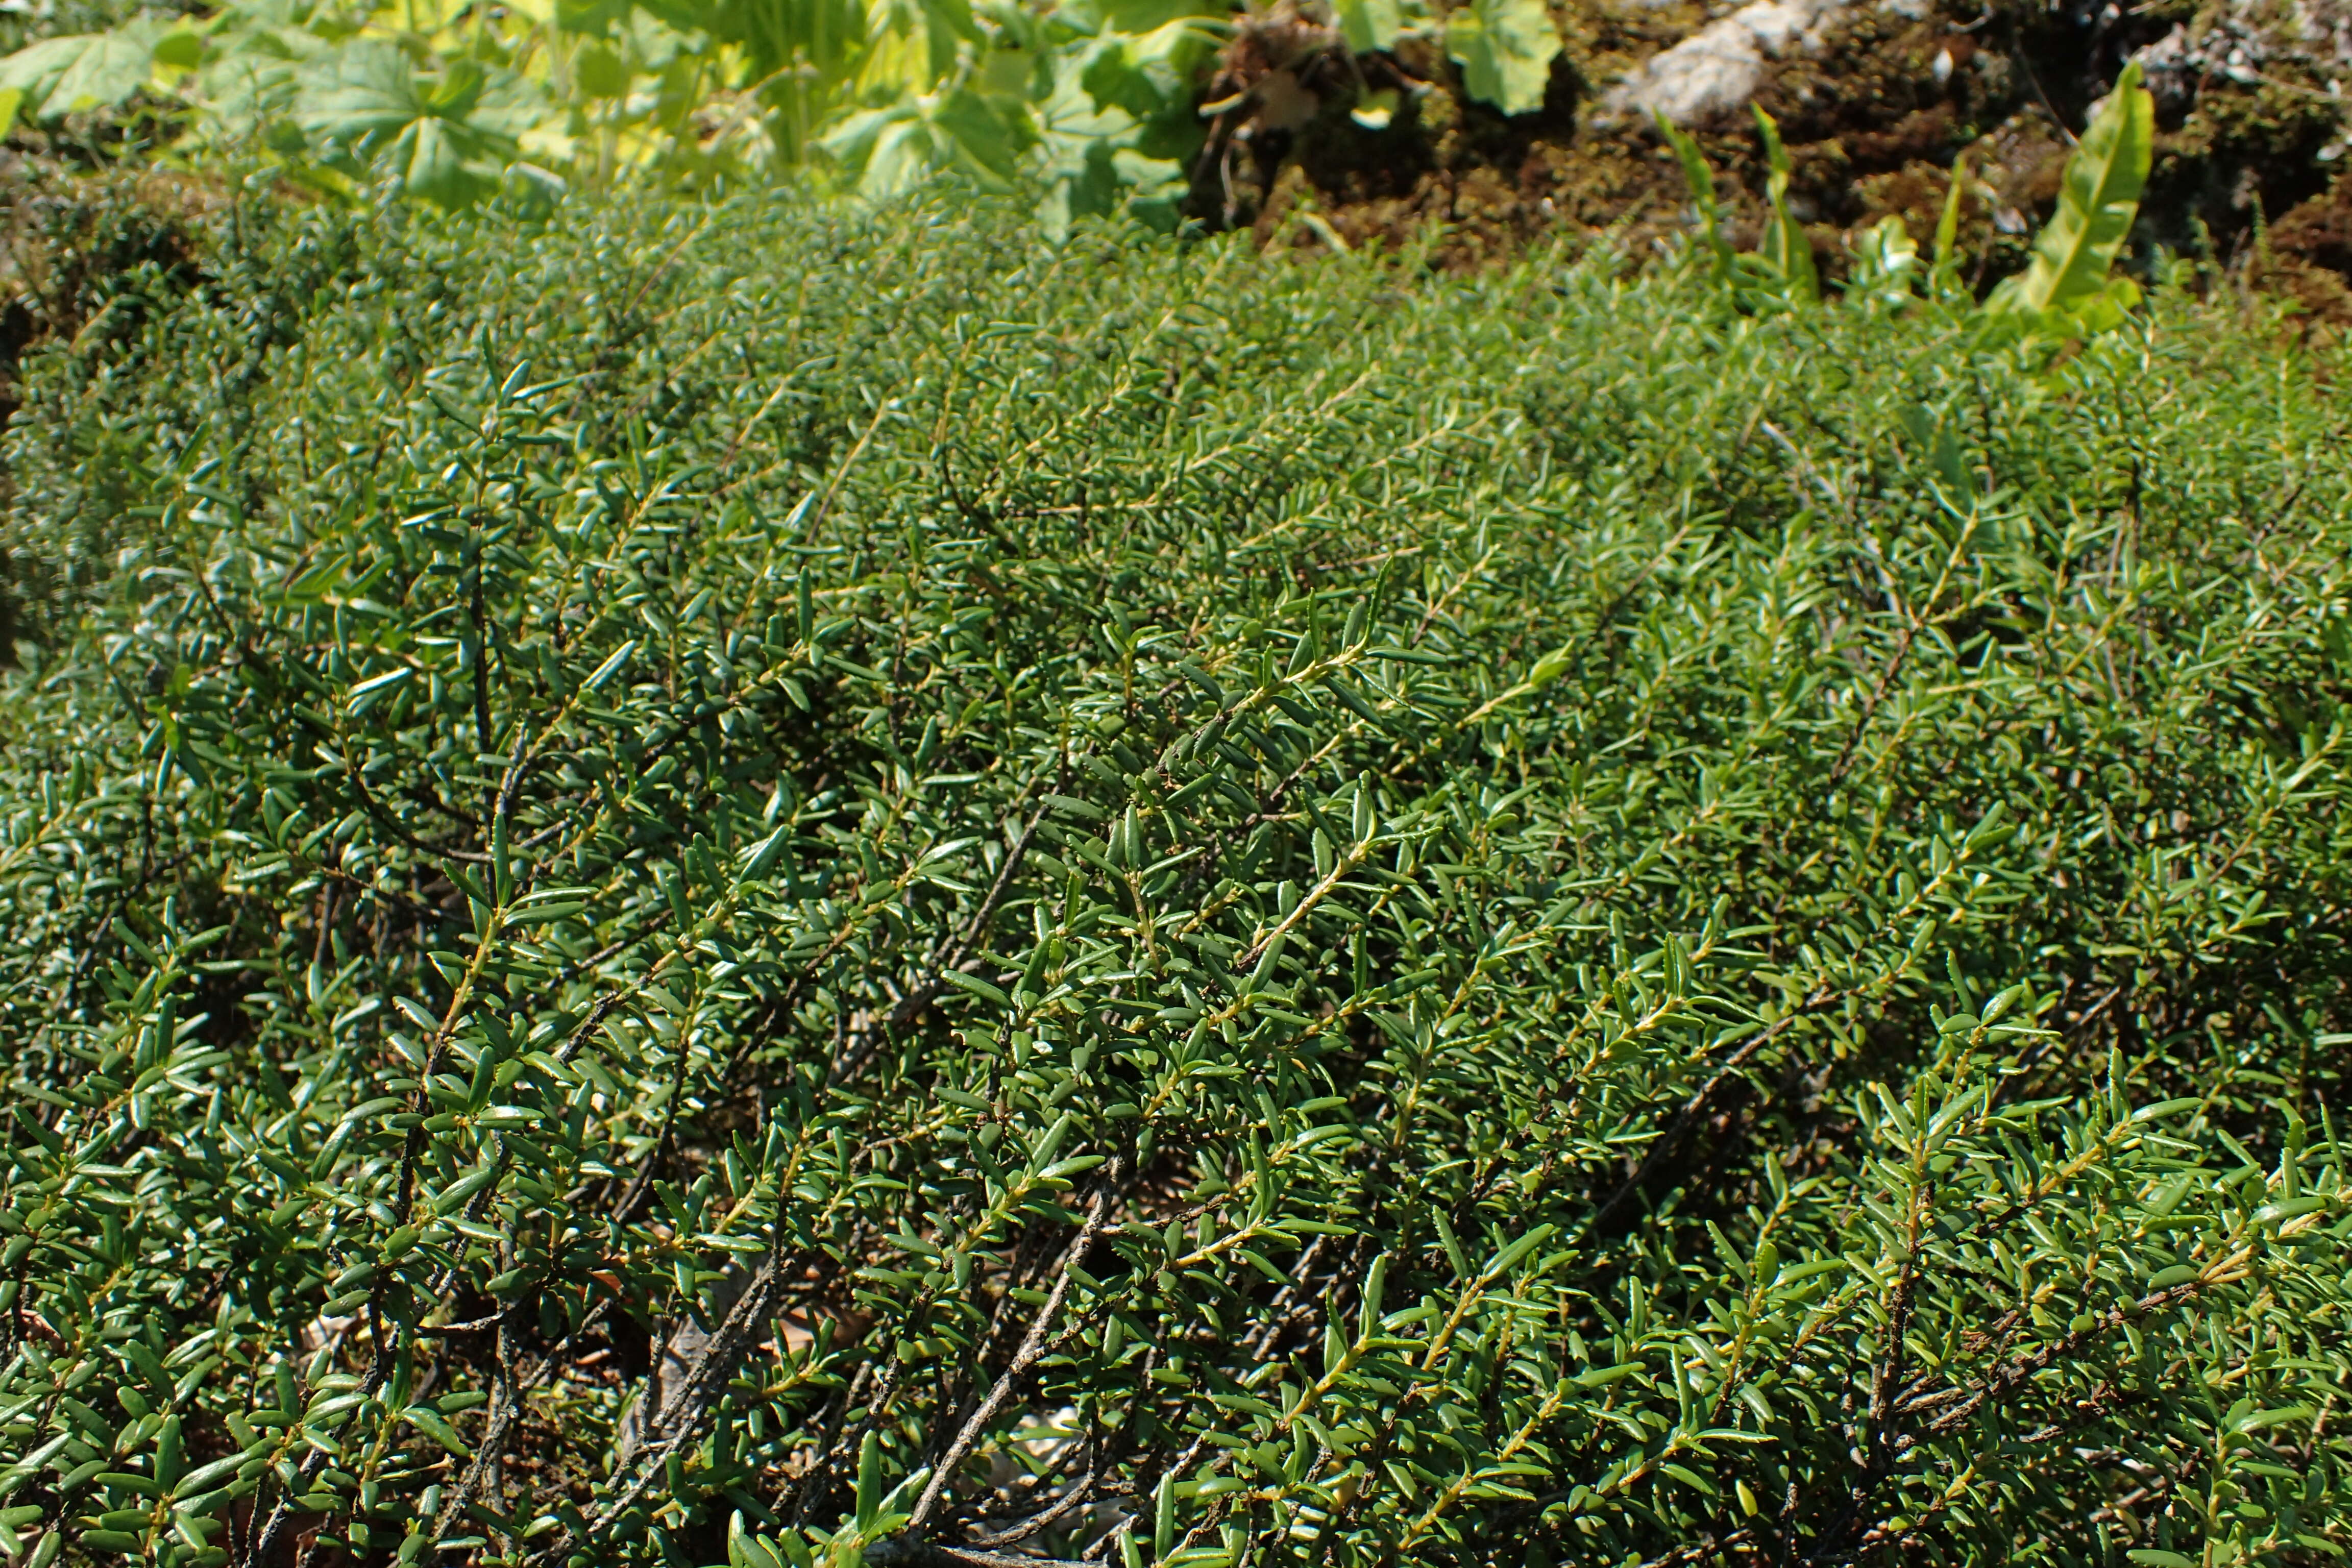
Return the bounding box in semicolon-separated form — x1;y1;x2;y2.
0;198;2348;1567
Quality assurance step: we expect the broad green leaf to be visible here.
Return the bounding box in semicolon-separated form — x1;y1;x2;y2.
822;105;929;197
43;26;159;115
1982;60;2151;328
1079;16;1215;120
0;22;162;120
555;0;634;32
191;29;318;132
1031;60;1185;234
295;39;445;142
823;85;1025;198
1446;0;1555;116
929;85;1027;187
974;43;1042;98
1087;0;1226;31
392;114;488;208
292;41;533;208
1334;0;1403;55
855;0;976;96
573;42;631;97
152;31;205;71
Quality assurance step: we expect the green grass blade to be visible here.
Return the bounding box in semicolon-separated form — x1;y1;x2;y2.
1751;105;1817;304
1930;154;1968;301
1657;113;1733;282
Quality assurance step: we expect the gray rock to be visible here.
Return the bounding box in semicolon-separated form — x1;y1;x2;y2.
2135;0;2351;98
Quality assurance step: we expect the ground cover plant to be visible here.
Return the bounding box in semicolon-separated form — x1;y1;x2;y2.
0;190;2349;1568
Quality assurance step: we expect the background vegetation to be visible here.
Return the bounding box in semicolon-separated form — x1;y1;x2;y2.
1;0;2348;313
0;0;1575;229
0;173;2345;1568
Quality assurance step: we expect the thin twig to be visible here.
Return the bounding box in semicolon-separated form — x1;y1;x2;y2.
904;1160;1126;1536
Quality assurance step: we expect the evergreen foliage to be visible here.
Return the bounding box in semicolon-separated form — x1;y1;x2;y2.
1;197;2350;1568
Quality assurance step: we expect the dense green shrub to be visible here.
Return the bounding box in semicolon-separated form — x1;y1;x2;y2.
1;195;2350;1568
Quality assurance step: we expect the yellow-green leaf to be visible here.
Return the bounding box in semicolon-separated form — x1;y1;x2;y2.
1983;60;2151;328
1447;0;1556;116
